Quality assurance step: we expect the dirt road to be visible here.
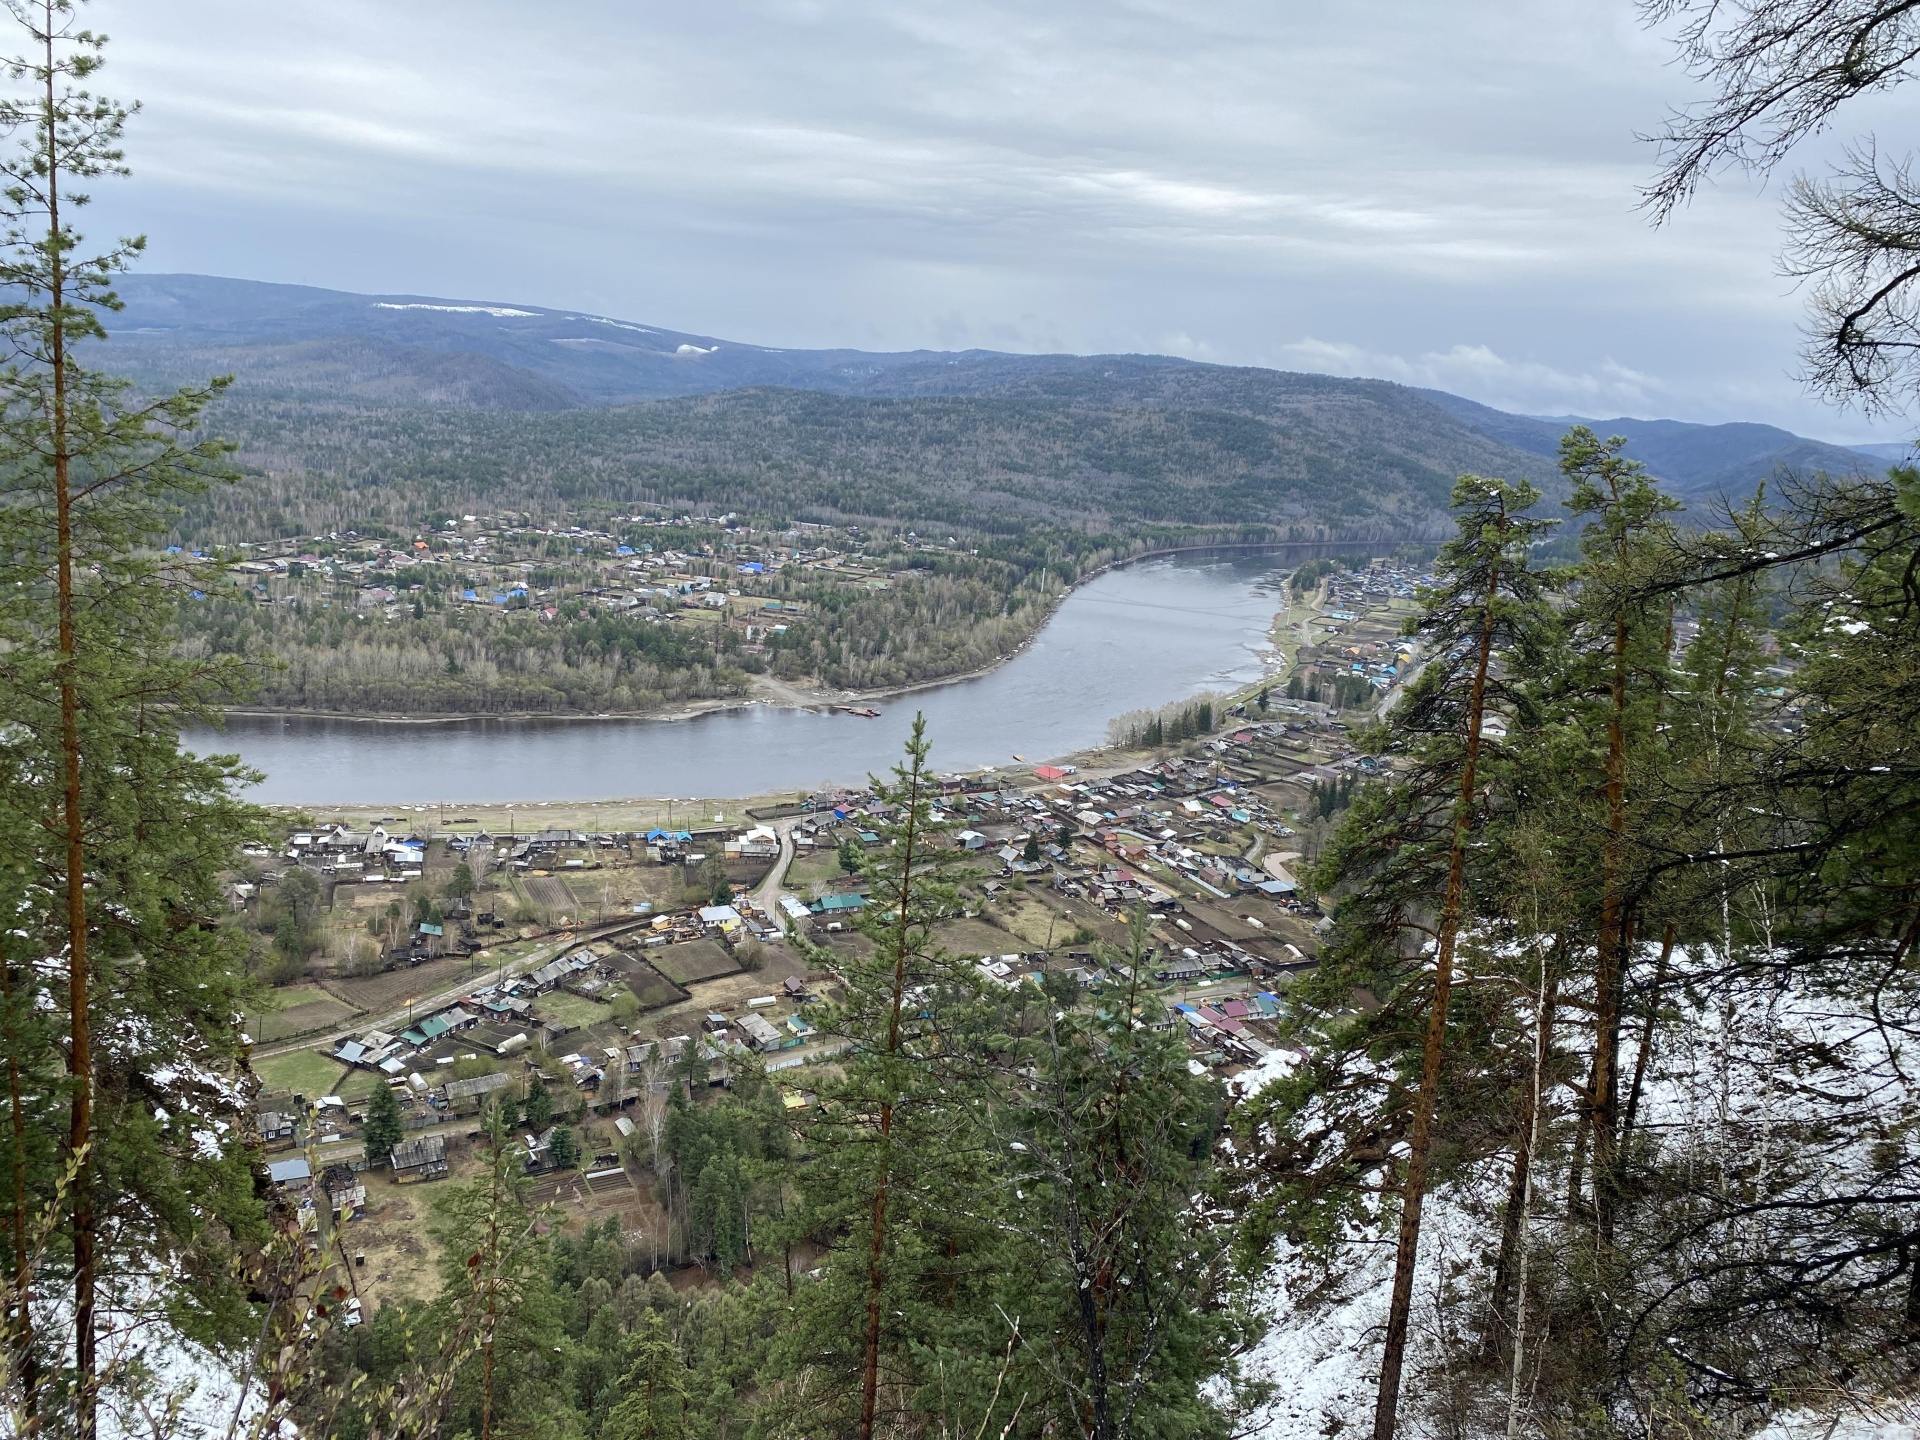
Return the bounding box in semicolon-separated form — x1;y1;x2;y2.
751;818;800;934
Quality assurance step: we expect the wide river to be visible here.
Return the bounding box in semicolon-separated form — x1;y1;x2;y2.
184;548;1344;805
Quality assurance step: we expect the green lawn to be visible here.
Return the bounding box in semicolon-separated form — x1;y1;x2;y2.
253;1048;347;1100
787;849;852;890
536;991;614;1032
256;984;331;1009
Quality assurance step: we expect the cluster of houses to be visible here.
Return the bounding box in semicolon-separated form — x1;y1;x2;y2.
953;944;1291;1070
1001;743;1318;898
1323;556;1433;612
245;681;1373;1223
284;824;427;880
1170;992;1290;1068
215;514;1009;678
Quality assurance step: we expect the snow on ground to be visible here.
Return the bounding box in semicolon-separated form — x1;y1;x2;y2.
98;1329;274;1440
1753;1409;1920;1440
1236;1232;1387;1438
369;302;539;318
1233;1187;1496;1439
34;1276;283;1440
1223;953;1920;1440
1230;1047;1300;1099
1228;1050;1493;1440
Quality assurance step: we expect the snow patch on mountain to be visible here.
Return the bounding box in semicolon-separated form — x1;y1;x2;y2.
371;302;540;318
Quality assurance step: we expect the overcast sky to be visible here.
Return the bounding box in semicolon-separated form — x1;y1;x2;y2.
78;0;1914;441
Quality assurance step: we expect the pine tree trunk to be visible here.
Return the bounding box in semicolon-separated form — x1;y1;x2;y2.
1372;560;1502;1440
41;40;96;1437
481;1125;501;1440
858;1102;894;1440
1591;613;1630;1249
1621;924;1675;1142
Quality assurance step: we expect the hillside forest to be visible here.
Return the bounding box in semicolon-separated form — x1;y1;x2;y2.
163;389;1451;714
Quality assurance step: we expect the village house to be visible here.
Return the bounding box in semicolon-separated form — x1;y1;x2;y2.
322;1163;365;1220
267;1157;312;1194
440;1070;515;1114
257;1108;298;1148
523;1125;560;1174
390;1134;449;1184
736;1012;784;1052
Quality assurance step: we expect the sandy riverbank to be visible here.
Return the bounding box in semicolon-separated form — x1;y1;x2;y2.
284;740;1159;830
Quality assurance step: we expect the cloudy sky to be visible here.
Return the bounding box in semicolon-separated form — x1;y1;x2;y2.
79;0;1913;440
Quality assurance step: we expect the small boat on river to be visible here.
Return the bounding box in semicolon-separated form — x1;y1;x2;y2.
837;706;882;718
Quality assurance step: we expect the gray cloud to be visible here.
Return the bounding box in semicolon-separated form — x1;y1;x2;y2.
70;0;1914;439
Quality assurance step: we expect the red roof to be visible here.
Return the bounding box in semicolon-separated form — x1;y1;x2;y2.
1032;765;1068;781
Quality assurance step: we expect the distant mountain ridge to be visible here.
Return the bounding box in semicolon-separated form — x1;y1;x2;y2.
102;273;1883;516
1413;388;1882;505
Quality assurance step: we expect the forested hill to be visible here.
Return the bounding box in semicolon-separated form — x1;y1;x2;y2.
186;384;1552;541
103;273;1880;539
1414;387;1882;506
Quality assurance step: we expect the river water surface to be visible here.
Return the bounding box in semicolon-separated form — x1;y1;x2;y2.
183;549;1331;804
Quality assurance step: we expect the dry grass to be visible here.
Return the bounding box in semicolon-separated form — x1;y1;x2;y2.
930;916;1018;959
249;997;358;1043
651;940;740;986
323;954;491;1014
294;795;800;837
536;990;615;1032
337;1169;446;1309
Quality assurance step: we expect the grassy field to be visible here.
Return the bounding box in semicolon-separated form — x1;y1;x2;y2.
617;963;685;1011
931;916;1020;959
249;997;358;1043
989;892;1111;951
325;954;490;1014
248;984;358;1042
254;1048;347;1100
652;940;739;985
786;850;850;892
537;991;615;1032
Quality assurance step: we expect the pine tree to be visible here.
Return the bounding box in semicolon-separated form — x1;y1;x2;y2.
363;1082;404;1169
420;1105;568;1439
780;716;986;1437
1556;427;1680;1244
1349;475;1559;1438
523;1074;554;1130
0;7;265;1432
1232;475;1558;1432
991;910;1248;1440
602;1311;691;1440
